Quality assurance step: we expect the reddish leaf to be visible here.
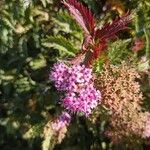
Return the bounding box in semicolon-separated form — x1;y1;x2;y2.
62;0;95;35
82;35;92;52
63;0;132;66
93;43;107;59
84;43;107;66
95;12;132;41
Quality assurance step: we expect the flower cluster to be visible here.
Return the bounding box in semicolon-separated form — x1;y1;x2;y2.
62;85;100;115
50;62;101;116
50;62;69;91
50;62;93;92
43;112;71;146
51;112;71;132
95;62;150;142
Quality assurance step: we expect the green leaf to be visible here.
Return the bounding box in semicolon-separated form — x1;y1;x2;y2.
23;123;44;139
42;36;77;56
108;39;131;65
29;55;47;70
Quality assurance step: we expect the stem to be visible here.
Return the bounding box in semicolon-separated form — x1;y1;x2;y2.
144;28;150;59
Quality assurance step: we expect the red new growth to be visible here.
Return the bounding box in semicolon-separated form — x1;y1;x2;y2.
63;0;132;66
62;0;95;35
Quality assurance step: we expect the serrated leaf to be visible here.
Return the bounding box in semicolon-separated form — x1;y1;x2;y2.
42;36;77;56
95;12;132;41
108;39;131;64
63;0;95;34
1;18;15;30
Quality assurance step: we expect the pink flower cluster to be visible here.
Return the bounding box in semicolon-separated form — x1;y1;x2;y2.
50;62;69;91
50;62;101;116
143;115;150;138
52;111;71;131
50;62;93;91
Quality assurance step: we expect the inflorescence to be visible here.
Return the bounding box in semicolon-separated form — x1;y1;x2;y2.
50;62;101;116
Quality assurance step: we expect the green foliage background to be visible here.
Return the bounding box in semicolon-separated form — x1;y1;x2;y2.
0;0;150;150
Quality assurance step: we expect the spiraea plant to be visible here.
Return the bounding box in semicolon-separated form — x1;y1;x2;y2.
1;0;150;150
49;0;131;120
46;0;134;148
95;62;150;143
